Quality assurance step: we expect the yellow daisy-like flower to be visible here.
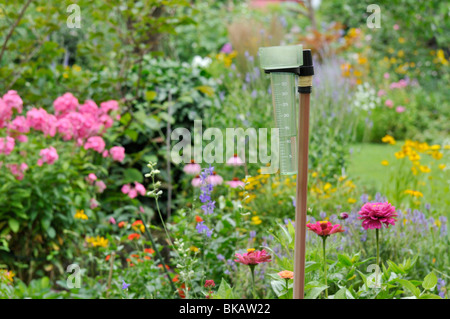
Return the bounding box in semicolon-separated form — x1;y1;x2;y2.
395;151;405;159
381;135;396;145
347;198;357;204
398;37;405;44
438;164;446;170
251;216;262;225
74;209;88;220
190;246;199;253
247;248;255;253
381;160;389;166
86;236;109;248
404;190;423;198
419;165;431;173
431;151;443;160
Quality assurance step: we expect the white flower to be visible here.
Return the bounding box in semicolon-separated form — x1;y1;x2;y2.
192;55;212;68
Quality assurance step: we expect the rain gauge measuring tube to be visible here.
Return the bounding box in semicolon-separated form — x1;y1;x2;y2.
259;45;303;175
260;45;314;299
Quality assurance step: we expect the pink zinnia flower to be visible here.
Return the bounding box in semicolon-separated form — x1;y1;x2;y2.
377;89;386;97
206;171;223;186
3;90;23;114
383;73;390;79
37;146;58;166
110;146;125;162
385;99;394;108
183;160;201;175
306;221;345;237
396;106;406;113
226;177;245;189
191;175;202;187
357;202;397;230
234;249;271;265
109;217;116;225
227;154;244;166
134;182;146;196
84;136;105;153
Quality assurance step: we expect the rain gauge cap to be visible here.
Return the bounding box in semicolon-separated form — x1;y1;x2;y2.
259;45;303;70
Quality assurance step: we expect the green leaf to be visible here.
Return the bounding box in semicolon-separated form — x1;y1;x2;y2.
393;279;420;298
305;285;328;299
338;254;352;267
213;278;235;299
8;219;19;233
123;168;143;184
422;272;438;290
271;280;287;297
419;293;442;299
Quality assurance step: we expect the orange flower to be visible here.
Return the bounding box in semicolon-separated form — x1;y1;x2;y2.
158;264;170;270
132;220;145;233
128;233;141;241
105;255;111;261
144;248;155;254
118;221;126;228
278;270;294;280
195;215;203;223
172;274;179;283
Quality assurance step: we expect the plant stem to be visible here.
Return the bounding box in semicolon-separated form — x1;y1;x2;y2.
376;228;380;266
322;236;328;299
250;265;257;299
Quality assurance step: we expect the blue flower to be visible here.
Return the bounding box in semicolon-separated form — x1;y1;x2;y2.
122;280;130;290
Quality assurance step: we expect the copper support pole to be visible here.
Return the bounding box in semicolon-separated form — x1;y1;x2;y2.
293;93;311;299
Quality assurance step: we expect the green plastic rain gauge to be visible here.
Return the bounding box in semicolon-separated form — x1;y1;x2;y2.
259;45;303;175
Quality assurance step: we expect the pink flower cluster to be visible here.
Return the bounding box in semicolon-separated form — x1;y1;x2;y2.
389;79;408;89
121;182;146;199
37;146;59;166
7;163;28;180
0;90;124;181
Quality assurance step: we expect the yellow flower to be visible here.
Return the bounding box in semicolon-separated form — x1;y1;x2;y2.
86;236;108;248
436;49;449;65
251;216;262;225
404;190;423;198
190;246;199;253
398;37;405;44
435;220;441;228
419;165;431;173
438;164;446;170
72;64;82;72
324;182;332;192
247;248;255;253
347;198;357;204
381;134;396;145
338;175;347;182
74;209;88;220
431;151;443;160
397;50;404;58
430;144;441;150
395;151;405;159
63;72;69;79
381;160;389;166
1;270;15;282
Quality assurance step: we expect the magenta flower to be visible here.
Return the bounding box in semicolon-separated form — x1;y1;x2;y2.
109;217;116;225
339;212;349;220
357;202;397;230
53;92;79;117
90;198;99;209
128;188;138;199
220;43;233;54
226;177;245;189
100;100;119;114
0;98;12;128
183;160;201;175
234;249;271;265
226;154;244;166
95;180;107;193
307;221;345;237
110;146;125;162
204;280;215;288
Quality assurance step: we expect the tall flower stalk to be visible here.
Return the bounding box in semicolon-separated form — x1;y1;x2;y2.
358;201;397;267
306;221;345;298
234;248;271;299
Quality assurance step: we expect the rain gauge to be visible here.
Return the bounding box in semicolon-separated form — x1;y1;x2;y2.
259;45;303;175
259;44;314;299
